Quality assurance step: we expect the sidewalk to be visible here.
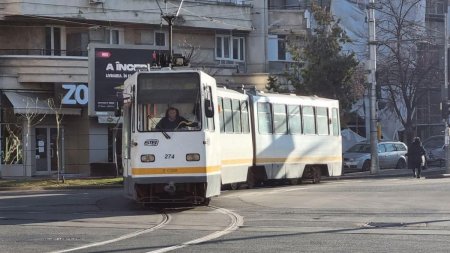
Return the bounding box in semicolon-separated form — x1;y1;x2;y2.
336;166;450;180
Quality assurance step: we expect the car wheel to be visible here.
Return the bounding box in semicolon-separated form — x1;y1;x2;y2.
362;160;370;171
396;159;406;169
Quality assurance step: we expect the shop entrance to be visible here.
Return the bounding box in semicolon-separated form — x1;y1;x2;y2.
35;127;62;175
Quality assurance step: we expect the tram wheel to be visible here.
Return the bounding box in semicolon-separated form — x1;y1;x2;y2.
289;178;300;185
312;167;321;184
230;183;239;190
203;198;211;206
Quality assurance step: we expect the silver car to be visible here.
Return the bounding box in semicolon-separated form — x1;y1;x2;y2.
343;141;408;171
422;135;445;166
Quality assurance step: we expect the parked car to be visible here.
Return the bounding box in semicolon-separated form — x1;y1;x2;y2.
422;135;445;166
343;141;408;171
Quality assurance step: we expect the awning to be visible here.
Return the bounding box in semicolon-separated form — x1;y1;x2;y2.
4;92;81;115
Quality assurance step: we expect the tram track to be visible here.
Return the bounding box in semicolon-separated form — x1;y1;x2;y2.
146;205;243;253
47;211;171;253
45;204;243;253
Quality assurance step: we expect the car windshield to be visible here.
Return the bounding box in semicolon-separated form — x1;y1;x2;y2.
347;143;370;153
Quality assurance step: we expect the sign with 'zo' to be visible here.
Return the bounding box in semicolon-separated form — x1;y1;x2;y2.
62;84;88;105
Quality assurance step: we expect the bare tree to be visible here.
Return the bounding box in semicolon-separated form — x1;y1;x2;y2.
376;0;440;143
48;97;64;183
16;96;47;176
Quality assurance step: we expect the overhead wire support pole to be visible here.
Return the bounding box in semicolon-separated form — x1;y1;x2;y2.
157;0;184;67
444;2;450;174
368;0;379;174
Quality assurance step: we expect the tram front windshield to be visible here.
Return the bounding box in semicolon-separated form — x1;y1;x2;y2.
136;73;201;132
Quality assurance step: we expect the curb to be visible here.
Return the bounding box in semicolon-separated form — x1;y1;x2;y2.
333;167;448;180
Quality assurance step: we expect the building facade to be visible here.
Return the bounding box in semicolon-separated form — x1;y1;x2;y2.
415;0;447;139
0;0;312;177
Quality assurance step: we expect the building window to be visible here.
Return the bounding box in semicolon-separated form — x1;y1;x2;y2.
106;28;120;44
268;34;292;61
45;26;62;56
216;35;245;61
268;0;304;10
155;31;166;47
426;0;444;14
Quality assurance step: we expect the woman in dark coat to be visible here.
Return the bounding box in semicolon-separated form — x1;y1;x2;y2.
407;137;426;178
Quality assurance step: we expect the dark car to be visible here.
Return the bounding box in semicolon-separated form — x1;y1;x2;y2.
343;141;408;171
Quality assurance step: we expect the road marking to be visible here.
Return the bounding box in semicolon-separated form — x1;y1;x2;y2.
47;212;171;253
0;193;67;200
147;206;243;253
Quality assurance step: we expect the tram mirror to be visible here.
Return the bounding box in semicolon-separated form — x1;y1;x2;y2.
114;101;122;117
114;107;122;117
204;99;214;118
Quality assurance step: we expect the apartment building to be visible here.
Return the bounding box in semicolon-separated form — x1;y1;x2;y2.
415;0;447;139
0;0;312;177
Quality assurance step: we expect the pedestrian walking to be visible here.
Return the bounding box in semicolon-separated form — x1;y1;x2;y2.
406;137;426;178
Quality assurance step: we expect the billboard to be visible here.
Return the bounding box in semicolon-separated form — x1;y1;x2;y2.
88;44;169;116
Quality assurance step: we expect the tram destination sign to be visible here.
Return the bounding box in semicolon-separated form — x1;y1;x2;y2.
88;44;169;116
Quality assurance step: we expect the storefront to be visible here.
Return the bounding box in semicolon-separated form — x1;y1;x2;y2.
0;89;92;177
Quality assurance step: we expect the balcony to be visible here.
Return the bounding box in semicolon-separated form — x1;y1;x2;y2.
0;55;88;84
0;49;87;57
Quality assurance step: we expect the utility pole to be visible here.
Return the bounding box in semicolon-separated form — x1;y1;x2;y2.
368;0;379;174
444;2;450;174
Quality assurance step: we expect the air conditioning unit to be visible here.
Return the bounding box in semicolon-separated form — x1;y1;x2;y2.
89;0;104;5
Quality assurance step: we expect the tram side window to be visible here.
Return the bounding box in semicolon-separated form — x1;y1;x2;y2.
316;107;329;135
218;97;225;133
223;98;234;133
232;99;242;133
287;105;302;134
302;106;316;135
273;104;287;134
241;100;250;133
332;108;340;136
258;102;273;134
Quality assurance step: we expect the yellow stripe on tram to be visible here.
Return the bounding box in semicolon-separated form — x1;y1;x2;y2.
221;158;253;166
132;166;221;175
256;156;342;164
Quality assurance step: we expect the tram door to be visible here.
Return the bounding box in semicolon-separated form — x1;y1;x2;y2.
35;127;61;175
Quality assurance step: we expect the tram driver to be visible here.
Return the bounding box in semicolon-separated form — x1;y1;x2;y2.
155;107;198;131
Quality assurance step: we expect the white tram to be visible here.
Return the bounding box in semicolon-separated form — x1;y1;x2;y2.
121;69;342;205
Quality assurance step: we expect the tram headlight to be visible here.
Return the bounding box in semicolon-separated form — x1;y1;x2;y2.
186;153;200;161
141;154;155;162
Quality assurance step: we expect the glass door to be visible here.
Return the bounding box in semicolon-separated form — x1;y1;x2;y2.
35;127;62;174
35;127;48;173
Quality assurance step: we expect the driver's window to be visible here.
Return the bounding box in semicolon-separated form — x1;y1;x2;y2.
378;144;386;153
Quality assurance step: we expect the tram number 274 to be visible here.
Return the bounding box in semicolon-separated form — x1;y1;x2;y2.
165;154;175;159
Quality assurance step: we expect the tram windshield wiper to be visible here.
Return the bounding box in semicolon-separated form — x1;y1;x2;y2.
148;115;171;139
160;130;170;139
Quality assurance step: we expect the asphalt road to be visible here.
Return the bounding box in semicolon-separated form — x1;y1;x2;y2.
1;171;450;253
